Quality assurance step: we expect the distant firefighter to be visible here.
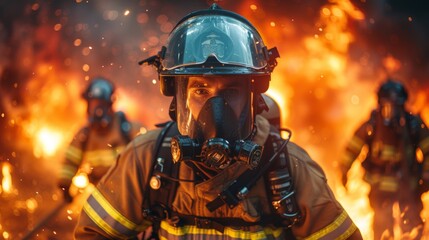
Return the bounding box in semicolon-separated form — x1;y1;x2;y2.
339;79;429;239
58;77;144;202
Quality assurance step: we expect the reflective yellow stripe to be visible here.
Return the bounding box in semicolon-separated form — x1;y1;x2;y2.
83;201;127;239
66;145;83;165
340;151;356;167
59;165;78;179
159;220;284;239
336;223;357;240
92;189;142;231
379;178;398;192
379;145;399;162
83;147;124;166
348;136;365;153
304;210;355;240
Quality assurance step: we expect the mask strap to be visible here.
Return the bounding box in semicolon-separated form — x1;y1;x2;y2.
244;124;257;141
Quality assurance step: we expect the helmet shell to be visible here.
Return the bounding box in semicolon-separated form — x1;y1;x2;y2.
82;78;115;103
377;79;408;105
158;4;273;95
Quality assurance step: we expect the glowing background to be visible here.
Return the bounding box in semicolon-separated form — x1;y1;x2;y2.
1;0;429;239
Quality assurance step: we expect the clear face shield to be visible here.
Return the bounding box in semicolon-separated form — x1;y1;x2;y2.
162;15;268;73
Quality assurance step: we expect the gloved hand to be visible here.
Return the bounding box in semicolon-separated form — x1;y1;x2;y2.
59;185;73;203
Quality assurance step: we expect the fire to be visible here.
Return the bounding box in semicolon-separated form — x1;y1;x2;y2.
1;162;13;194
1;1;428;239
252;1;373;239
34;127;64;158
72;172;90;190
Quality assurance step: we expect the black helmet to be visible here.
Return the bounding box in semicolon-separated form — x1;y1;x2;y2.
376;79;408;125
377;79;408;105
82;78;115;103
144;3;279;96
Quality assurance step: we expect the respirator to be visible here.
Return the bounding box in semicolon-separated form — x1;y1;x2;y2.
171;96;262;170
88;103;113;130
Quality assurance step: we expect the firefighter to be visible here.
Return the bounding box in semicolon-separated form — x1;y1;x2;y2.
58;77;144;202
74;4;362;239
339;79;429;239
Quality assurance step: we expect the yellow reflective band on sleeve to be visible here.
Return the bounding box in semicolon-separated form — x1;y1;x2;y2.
59;165;78;179
92;189;148;231
83;200;128;239
83;188;149;239
378;176;399;192
304;210;357;240
419;137;429;154
83;148;122;167
347;136;365;154
65;145;83;165
159;220;284;240
340;151;356;168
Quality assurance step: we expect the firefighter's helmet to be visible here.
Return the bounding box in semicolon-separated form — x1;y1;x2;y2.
377;79;408;105
82;78;115;103
156;4;280;140
157;3;279;97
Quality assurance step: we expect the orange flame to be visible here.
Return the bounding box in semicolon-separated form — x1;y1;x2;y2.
33;127;64;158
1;162;13;195
72;172;90;190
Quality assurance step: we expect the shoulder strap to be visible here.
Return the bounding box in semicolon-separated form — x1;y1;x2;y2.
143;121;180;221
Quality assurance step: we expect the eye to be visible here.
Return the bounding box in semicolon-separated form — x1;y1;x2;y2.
194;88;210;95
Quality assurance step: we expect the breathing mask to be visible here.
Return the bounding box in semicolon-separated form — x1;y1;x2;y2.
87;100;113;130
170;77;262;170
377;79;407;126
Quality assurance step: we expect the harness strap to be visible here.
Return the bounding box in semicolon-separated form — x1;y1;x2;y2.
206;130;290;212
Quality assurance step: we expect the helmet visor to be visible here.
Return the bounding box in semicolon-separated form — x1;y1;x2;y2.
162;15;267;70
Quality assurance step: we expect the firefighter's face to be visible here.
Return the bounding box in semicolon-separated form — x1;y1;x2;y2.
174;75;253;142
186;76;247;121
87;99;113;128
379;98;402;125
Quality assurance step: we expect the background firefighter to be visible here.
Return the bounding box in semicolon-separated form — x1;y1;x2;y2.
339;79;429;239
74;4;362;239
58;77;145;202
